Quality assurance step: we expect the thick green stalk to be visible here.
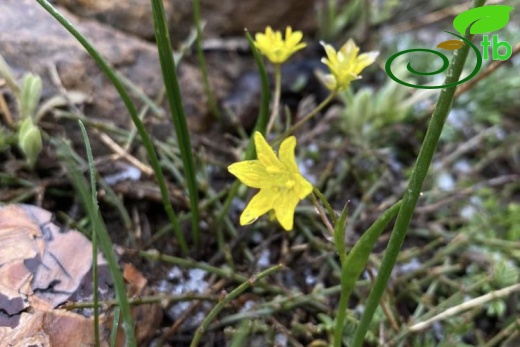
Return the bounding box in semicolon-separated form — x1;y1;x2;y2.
151;0;201;245
273;91;336;146
35;0;188;254
351;1;486;345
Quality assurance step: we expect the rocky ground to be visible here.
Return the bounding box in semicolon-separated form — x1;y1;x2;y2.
0;0;519;346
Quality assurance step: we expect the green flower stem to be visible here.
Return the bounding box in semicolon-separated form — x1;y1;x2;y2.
217;181;240;224
217;32;270;226
190;264;283;347
193;0;221;120
61;292;219;310
310;192;335;235
266;63;282;134
139;250;247;282
275;91;337;145
350;1;486;345
290;91;336;133
151;0;201;246
35;0;188;254
244;31;271;152
334;200;401;347
313;186;338;225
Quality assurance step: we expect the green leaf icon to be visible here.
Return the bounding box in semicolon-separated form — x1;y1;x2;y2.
453;5;514;35
437;40;465;50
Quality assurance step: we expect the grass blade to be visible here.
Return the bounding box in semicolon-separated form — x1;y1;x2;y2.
151;0;201;245
56;135;136;346
334;200;401;346
78;121;100;347
244;30;270;156
35;0;188;254
193;0;220;120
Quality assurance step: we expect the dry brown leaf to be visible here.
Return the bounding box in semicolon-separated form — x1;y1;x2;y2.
0;204;110;346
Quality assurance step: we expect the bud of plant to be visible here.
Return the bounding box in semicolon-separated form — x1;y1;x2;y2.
0;126;10;152
0;54;21;96
18;118;42;167
19;73;42;121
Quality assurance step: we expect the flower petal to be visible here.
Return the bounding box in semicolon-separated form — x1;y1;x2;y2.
286;30;303;48
273;191;300;231
322;42;339;68
352;51;379;75
341;39;359;66
240;188;276;225
285;26;293;39
315;70;337;91
278;136;299;172
294;175;313;199
254;26;306;64
228;160;273;188
254;132;283;172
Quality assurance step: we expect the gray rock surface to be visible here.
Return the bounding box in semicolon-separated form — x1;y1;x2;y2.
55;0;317;41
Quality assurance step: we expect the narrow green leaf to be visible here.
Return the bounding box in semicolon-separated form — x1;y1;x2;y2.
35;0;188;254
151;0;201;245
56;137;136;347
19;73;42;120
78;121;100;347
245;31;271;157
334;201;401;346
333;203;349;265
193;0;220;120
0;53;21;96
17;118;42;167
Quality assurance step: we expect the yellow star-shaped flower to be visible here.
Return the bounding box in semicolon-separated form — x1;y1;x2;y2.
228;132;313;231
254;26;307;65
318;39;379;91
